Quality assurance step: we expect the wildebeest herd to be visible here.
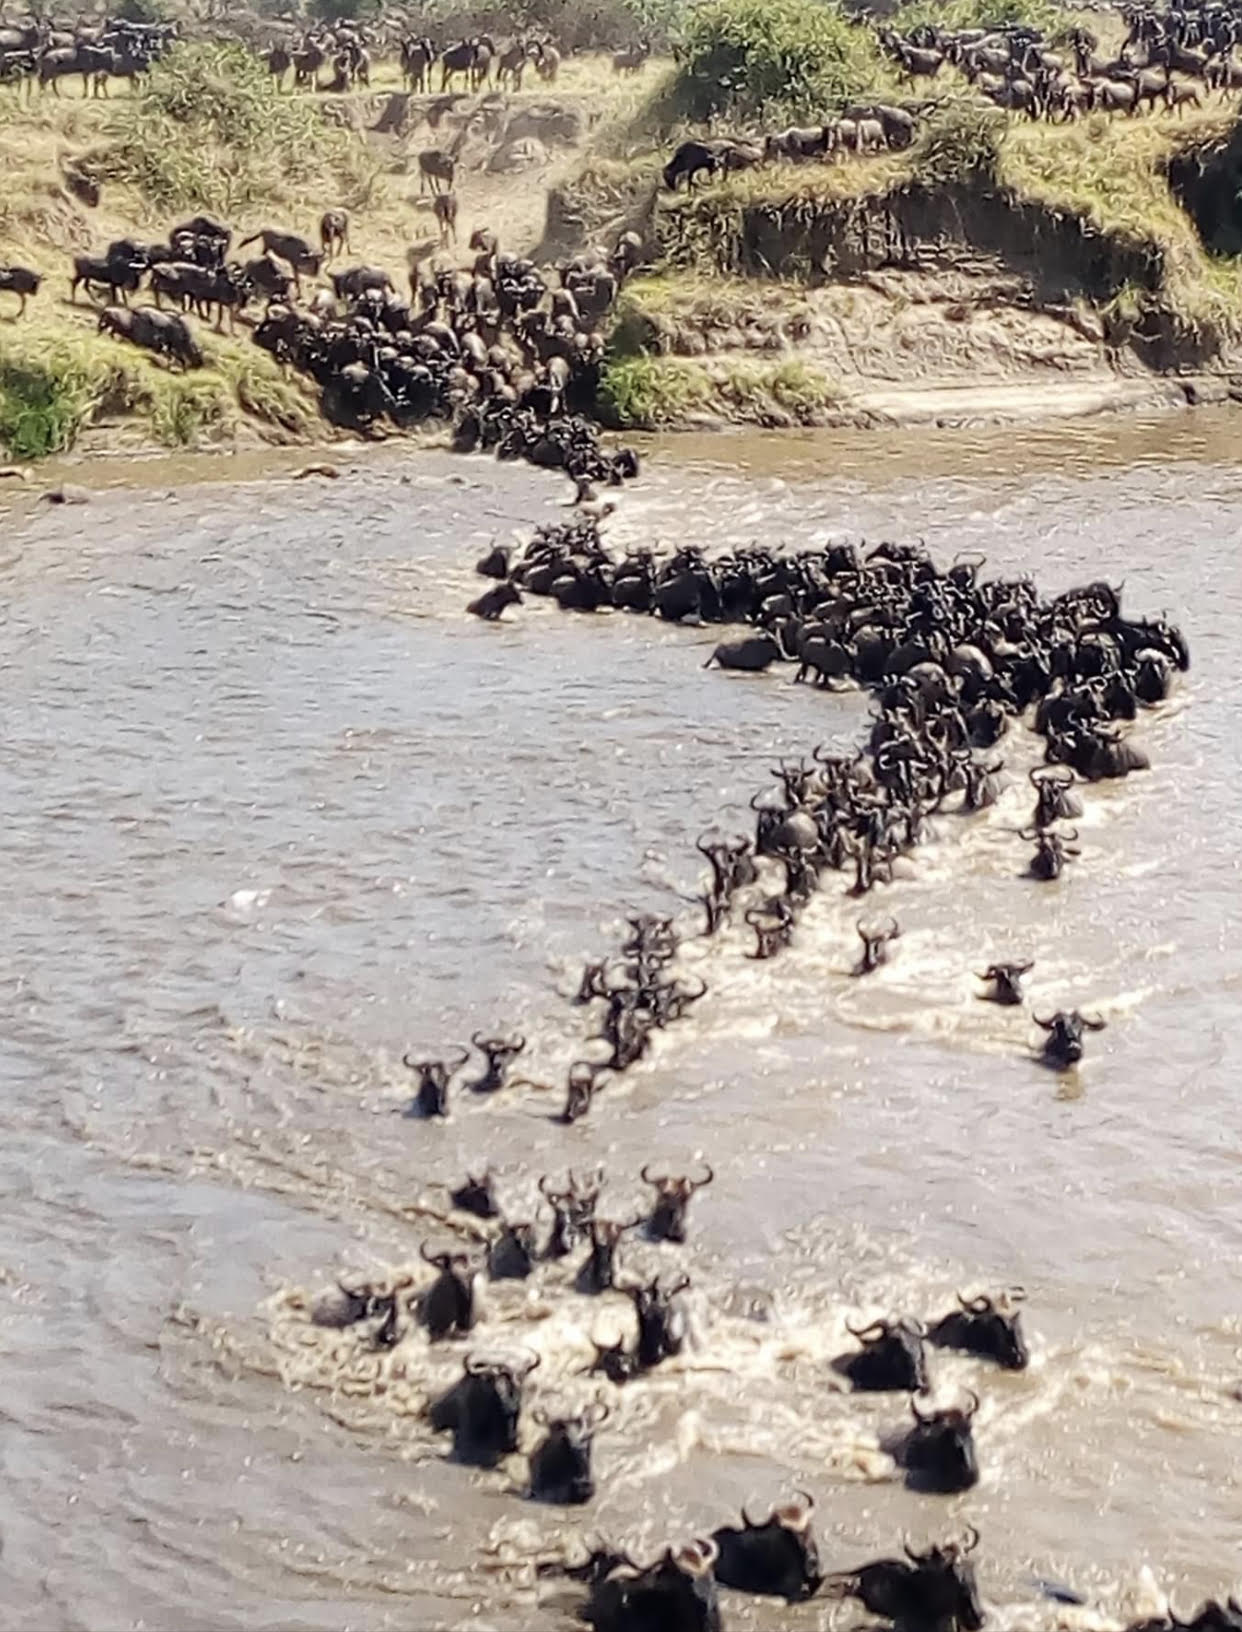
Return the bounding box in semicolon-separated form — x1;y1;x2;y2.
0;204;647;483
284;495;1192;1628
0;11;174;96
872;0;1242;121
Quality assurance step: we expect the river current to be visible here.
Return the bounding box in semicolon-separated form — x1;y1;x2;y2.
0;413;1239;1631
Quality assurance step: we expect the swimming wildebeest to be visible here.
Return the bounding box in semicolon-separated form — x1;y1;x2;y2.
641;1162;714;1243
583;1540;722;1632
710;1490;821;1601
401;1045;468;1116
1033;1008;1106;1068
578;1216;641;1294
976;960;1032;1006
428;1349;540;1466
450;1169;499;1218
826;1528;985;1631
468;581;522;621
898;1391;981;1493
418;1243;477;1339
465;1030;525;1094
855;916;901;974
836;1317;929;1392
539;1167;601;1258
529;1400;609;1503
928;1290;1029;1370
489;1219;538;1280
626;1275;690;1370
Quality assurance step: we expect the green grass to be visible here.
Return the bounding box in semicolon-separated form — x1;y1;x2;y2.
0;323;318;460
597;354;713;426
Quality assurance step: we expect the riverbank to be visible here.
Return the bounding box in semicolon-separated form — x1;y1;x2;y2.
6;25;1242;460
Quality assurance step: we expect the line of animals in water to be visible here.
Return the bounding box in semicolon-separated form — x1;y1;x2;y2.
297;514;1194;1629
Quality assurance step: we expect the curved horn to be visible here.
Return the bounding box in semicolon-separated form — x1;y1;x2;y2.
420;1242;448;1267
464;1352;492;1376
401;1051;424;1071
1032;1012;1056;1030
470;1030;487;1050
516;1349;542;1378
903;1534;921;1563
846;1317;886;1341
640;1163;663;1187
910;1392;931;1424
961;1525;980;1555
962;1388;980;1419
796;1488;815;1514
584;1399;611;1428
694;1537;719;1572
691;1162;714;1189
446;1044;470;1071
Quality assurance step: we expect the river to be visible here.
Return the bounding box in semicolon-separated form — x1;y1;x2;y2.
0;413;1238;1631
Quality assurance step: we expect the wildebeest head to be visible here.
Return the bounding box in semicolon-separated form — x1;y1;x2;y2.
901;1391;980;1493
975;960;1032;1006
838;1317;928;1392
418;1242;477;1340
1022;825;1079;882
561;1059;608;1123
929;1290;1029;1370
466;1029;525;1094
711;1490;821;1602
450;1168;499;1219
583;1332;641;1385
1033;1008;1106;1068
586;1539;721;1632
579;1215;641;1294
428;1348;540;1467
641;1162;713;1243
539;1166;602;1257
529;1399;609;1504
402;1045;468;1117
627;1274;690;1370
489;1218;538;1280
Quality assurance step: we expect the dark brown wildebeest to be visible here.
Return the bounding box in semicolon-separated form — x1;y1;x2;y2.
0;264;41;316
418;147;457;194
433;191;458;246
319;209;350;260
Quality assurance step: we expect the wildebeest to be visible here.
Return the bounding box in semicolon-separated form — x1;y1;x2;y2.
330;264;394;301
0;264;40;316
97;304;202;370
898;1391;981;1493
465;1030;525;1094
855;915;900;974
584;1541;722;1632
468;581;522;621
489;1219;538;1280
1033;1008;1106;1068
450;1169;498;1218
418;1244;477;1340
529;1400;608;1503
641;1163;713;1244
928;1289;1029;1370
402;1045;468;1117
711;1491;821;1601
703;633;786;671
836;1317;928;1392
71;252;143;304
433;190;459;246
627;1275;689;1370
236;228;322;286
428;1349;539;1466
539;1167;601;1257
319;208;350;260
578;1216;640;1294
827;1528;985;1631
418;147;457;194
662;139;737;191
976;960;1032;1006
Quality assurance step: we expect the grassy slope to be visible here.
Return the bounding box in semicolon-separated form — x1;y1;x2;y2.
0;51;665;459
590;11;1242;421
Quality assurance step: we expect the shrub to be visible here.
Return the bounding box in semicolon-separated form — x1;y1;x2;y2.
671;0;878;125
104;41;352;215
913;97;1005;184
307;0;380;22
596;355;710;426
114;0;169;21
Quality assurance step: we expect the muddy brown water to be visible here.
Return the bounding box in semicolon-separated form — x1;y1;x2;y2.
1;414;1240;1631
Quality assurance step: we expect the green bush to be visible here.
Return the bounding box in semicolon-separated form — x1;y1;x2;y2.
596;355;710;427
114;0;169;21
105;41;352;215
671;0;878;125
307;0;380;22
914;98;1006;185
